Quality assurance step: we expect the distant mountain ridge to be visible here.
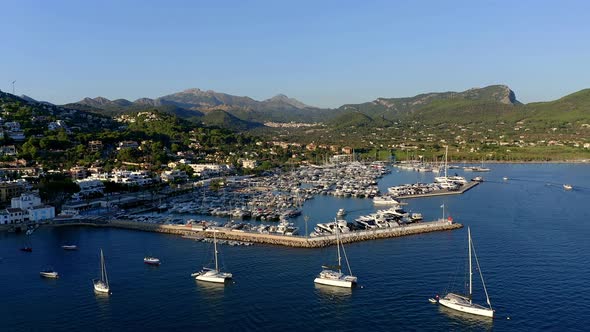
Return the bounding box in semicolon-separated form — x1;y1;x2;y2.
59;84;590;130
66;88;321;123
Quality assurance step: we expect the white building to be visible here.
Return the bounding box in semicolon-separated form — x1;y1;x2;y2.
76;178;105;196
10;193;55;223
161;170;188;183
188;163;231;176
11;193;42;210
27;206;55;222
0;208;25;224
240;158;258;169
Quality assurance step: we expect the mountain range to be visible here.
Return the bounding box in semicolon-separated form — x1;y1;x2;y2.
51;84;590;130
63;88;326;124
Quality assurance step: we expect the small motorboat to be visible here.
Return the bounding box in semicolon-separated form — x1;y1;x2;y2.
429;298;438;304
471;176;484;182
20;247;33;252
40;270;59;279
144;256;161;265
410;213;423;222
563;184;573;191
503;177;508;181
61;245;78;250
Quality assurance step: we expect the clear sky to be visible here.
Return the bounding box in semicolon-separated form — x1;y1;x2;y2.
1;0;589;107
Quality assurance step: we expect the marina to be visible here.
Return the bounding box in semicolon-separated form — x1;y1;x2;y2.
1;163;589;331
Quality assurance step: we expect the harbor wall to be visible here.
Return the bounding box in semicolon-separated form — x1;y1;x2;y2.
52;220;462;248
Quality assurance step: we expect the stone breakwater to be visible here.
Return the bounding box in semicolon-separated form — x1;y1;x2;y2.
56;220;462;248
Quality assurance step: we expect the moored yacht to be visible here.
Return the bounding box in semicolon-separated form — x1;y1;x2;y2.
314;219;357;288
93;249;110;294
40;269;59;279
144;256;161;265
193;231;232;284
436;227;494;318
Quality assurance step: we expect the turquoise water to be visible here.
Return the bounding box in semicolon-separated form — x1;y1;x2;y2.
1;164;589;331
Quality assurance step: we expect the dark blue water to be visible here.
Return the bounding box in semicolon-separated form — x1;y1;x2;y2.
2;164;589;331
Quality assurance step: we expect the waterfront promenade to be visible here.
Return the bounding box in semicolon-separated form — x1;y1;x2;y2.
53;219;462;248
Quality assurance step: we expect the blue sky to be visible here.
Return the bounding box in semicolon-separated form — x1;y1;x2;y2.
1;0;589;107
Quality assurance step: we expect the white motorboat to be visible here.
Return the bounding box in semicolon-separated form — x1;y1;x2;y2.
438;227;494;318
373;195;401;206
144;256;161;265
563;184;573;190
314;219;357;288
471;176;484;182
61;244;78;250
194;231;232;284
410;213;423;221
93;249;110;294
40;269;59;279
336;208;346;217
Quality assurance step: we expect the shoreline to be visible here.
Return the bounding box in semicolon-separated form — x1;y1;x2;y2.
397;160;590;164
49;219;462;248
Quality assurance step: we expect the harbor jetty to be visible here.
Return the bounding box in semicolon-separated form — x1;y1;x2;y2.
54;219;462;248
392;181;480;199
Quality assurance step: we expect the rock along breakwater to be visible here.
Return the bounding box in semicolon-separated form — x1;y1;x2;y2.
54;219;462;248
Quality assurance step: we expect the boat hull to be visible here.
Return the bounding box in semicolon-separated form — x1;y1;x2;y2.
40;272;59;278
313;277;354;288
195;275;229;283
93;280;110;294
438;298;494;318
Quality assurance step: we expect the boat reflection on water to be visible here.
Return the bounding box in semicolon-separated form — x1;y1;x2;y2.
195;279;229;299
93;289;112;320
314;283;353;301
438;305;494;330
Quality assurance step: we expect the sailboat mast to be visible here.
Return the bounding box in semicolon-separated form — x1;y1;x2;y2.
335;219;342;273
468;227;473;302
214;231;219;272
100;249;105;282
444;146;448;178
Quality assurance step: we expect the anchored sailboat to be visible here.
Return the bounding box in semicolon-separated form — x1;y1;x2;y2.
192;231;232;283
437;227;494;318
93;249;110;294
314;218;357;288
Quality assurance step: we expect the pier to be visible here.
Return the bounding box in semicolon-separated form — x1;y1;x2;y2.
395;181;479;199
54;219;462;248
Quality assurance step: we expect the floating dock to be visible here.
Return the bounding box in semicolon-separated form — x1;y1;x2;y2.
396;181;479;199
56;219;462;248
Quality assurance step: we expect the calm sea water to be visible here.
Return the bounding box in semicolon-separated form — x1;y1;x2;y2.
1;164;589;331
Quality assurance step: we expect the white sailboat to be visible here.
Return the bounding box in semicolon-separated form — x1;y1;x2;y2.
435;146;466;187
314;218;357;288
193;231;232;284
93;249;110;294
437;227;494;318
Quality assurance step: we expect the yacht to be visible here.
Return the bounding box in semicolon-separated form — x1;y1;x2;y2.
436;227;494;318
373;195;402;206
193;231;232;284
314;219;357;288
93;249;110;294
144;256;161;265
40;269;59;279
